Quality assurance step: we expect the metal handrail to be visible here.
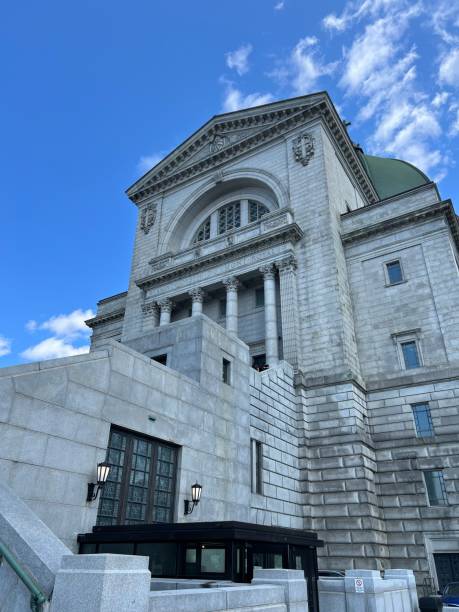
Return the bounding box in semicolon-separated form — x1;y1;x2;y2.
0;540;48;611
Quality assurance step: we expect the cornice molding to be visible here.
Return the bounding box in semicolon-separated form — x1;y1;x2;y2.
341;200;459;250
85;308;125;329
136;223;303;290
127;96;377;205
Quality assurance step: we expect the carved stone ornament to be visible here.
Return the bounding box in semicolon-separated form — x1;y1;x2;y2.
277;255;297;273
141;301;159;315
292;132;315;166
157;297;174;312
140;203;157;234
222;277;240;292
259;263;276;279
189;287;205;303
209;134;229;154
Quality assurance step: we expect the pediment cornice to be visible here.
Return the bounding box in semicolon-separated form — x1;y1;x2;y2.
127;93;378;205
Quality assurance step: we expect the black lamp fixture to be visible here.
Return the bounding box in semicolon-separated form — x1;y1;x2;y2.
87;461;110;502
184;482;202;515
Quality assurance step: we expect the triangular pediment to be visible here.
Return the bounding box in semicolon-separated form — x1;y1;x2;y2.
126;92;377;204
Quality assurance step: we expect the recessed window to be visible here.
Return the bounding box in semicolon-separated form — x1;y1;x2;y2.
218;201;241;235
97;428;177;525
219;299;226;318
386;260;404;285
152;354;167;366
192;217;211;244
252;354;267;371
251;439;263;495
412;403;434;438
222;358;231;385
255;288;265;308
401;340;421;369
424;470;448;506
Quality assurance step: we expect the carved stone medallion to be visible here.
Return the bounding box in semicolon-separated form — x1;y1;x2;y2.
292;132;315;166
210;135;229;154
140;203;157;234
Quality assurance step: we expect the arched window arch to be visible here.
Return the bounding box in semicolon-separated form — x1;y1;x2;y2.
192;216;211;244
217;201;241;235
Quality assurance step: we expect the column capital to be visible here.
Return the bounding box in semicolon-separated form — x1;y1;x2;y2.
222;277;240;292
188;287;205;303
157;297;174;312
259;263;276;279
277;255;297;273
141;301;159;315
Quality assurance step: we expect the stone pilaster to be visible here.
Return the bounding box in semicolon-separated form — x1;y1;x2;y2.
277;255;301;370
222;277;240;335
141;300;159;331
259;264;279;366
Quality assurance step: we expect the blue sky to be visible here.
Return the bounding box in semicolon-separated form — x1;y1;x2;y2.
1;0;458;366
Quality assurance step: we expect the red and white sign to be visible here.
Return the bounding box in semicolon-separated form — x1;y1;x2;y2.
354;578;365;593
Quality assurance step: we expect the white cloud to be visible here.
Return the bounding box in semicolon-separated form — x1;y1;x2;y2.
21;308;94;363
21;338;89;362
439;48;459;87
274;1;285;10
137;153;164;174
226;44;253;76
221;80;274;113
432;92;450;108
0;336;11;357
269;36;336;95
323;0;411;32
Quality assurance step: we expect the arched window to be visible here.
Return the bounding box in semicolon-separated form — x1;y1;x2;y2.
249;200;269;223
218;201;241;235
192;216;211;244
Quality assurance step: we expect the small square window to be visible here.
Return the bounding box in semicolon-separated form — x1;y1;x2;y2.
423;470;448;506
412;403;434;438
401;340;421;369
386;260;404;285
255;288;265;308
252;354;267;371
222;358;231;385
219;299;226;318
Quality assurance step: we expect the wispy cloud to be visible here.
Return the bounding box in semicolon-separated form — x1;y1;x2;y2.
226;44;253;76
21;308;94;362
439;48;459;88
274;1;285;10
221;78;274;113
0;336;11;357
269;36;336;95
137;153;164;174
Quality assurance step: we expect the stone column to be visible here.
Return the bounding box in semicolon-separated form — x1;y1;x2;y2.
141;301;159;331
260;264;279;366
189;287;205;316
157;298;174;326
278;255;301;369
222;277;240;335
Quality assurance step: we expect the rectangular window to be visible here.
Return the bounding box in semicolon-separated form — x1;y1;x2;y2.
219;299;226;318
251;439;263;495
252;354;267;371
255;288;265;308
401;340;421;369
412;403;434;438
386;260;404;285
222;358;231;385
96;428;177;526
424;470;448;506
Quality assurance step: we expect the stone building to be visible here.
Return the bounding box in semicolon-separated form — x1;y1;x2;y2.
1;92;459;595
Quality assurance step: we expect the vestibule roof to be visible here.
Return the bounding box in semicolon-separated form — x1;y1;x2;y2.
126;92;379;205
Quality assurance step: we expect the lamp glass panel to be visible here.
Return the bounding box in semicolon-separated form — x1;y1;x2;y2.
191;483;202;502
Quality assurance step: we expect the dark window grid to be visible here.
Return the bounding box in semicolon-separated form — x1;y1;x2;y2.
255;288;265;308
193;218;211;244
218;202;241;235
97;430;177;526
386;260;404;285
412;403;434;437
424;470;448;506
249;201;269;223
401;341;421;369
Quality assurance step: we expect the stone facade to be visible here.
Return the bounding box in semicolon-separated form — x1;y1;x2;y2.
1;92;459;590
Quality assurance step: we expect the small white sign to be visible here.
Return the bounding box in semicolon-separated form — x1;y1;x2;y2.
354;578;365;593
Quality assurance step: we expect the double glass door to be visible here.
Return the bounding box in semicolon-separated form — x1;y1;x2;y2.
96;428;177;526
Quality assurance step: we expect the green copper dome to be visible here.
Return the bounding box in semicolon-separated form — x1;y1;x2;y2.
359;153;430;201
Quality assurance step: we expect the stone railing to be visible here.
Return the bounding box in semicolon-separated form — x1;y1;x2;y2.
148;208;296;273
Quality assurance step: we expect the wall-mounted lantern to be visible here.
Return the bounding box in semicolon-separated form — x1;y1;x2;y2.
184;482;202;515
87;461;110;502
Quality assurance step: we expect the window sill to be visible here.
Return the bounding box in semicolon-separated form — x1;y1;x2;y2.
385;279;408;288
